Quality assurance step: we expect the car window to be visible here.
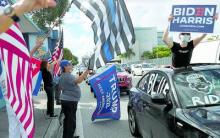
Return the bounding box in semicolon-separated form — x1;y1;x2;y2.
173;69;220;108
138;72;170;96
146;73;170;96
138;74;150;92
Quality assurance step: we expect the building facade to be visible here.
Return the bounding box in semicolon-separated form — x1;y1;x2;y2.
121;27;158;63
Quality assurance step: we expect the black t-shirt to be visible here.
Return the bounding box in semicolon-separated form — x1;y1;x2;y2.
41;68;53;87
171;40;194;68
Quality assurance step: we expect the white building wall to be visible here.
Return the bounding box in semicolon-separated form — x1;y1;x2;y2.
122;27;158;63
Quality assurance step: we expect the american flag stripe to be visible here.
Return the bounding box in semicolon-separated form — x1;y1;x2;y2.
0;1;35;135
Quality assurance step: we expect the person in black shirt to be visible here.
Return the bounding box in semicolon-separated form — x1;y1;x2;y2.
40;60;57;117
163;15;218;68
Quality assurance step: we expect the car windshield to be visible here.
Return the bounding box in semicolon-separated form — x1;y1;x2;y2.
173;69;220;108
142;64;153;68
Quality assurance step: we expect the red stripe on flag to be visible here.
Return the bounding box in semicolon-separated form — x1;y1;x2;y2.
0;40;29;60
6;29;26;46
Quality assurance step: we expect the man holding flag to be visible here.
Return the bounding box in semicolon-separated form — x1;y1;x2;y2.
73;0;135;121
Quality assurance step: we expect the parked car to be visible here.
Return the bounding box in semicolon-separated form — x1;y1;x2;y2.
89;64;132;97
128;63;220;138
131;63;154;76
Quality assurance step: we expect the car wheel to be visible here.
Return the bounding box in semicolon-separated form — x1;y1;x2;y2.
128;108;141;137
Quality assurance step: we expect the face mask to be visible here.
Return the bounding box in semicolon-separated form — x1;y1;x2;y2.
180;35;190;45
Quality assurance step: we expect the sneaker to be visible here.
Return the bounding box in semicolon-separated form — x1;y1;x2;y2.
73;136;79;138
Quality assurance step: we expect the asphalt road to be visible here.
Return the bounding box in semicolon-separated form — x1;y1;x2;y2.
78;75;141;138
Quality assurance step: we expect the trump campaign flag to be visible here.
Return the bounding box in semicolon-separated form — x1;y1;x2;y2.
89;65;120;121
0;0;35;137
170;5;217;33
31;57;42;96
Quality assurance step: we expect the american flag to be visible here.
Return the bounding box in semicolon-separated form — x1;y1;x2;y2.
0;0;35;137
73;0;135;69
48;30;64;77
48;29;64;64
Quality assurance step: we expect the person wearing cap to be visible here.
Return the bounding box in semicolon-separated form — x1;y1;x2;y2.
59;60;89;138
163;14;218;68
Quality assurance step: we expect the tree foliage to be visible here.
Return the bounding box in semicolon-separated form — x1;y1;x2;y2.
142;45;171;59
206;35;220;41
119;49;135;59
63;48;79;65
31;0;69;30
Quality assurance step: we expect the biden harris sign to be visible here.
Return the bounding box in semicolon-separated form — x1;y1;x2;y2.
89;65;120;121
170;5;217;33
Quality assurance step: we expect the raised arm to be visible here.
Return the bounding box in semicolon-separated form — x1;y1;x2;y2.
0;0;56;33
162;15;174;48
75;70;89;84
193;34;207;47
30;38;44;57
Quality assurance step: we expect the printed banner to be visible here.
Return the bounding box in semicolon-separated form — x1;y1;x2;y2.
89;65;120;121
170;5;217;33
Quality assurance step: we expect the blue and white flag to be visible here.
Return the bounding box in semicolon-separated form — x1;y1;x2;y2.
73;0;135;69
89;65;120;121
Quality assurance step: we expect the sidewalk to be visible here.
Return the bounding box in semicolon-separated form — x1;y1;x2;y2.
0;91;84;138
0;91;61;138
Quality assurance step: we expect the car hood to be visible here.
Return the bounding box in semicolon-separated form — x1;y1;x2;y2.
183;106;220;136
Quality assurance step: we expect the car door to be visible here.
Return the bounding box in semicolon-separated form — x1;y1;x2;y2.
138;71;177;138
135;73;152;137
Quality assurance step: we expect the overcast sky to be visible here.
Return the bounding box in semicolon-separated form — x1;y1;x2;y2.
63;0;220;62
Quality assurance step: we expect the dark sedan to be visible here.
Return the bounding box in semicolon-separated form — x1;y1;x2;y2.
128;64;220;138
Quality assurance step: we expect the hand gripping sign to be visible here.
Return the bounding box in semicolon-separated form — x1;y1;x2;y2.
89;65;121;121
170;5;217;33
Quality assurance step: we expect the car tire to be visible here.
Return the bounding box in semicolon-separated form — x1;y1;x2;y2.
128;108;141;137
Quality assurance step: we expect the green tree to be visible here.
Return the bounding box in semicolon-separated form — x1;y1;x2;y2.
31;0;69;30
119;49;135;59
142;45;171;59
63;48;79;65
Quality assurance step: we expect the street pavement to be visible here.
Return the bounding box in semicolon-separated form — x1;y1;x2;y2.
0;75;141;138
77;75;141;138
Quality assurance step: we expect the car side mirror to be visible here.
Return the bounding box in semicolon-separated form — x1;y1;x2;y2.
151;93;167;105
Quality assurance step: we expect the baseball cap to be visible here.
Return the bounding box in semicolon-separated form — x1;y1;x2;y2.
60;60;71;70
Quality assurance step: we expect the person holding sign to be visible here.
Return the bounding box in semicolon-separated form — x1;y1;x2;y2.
163;14;218;68
59;60;89;138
